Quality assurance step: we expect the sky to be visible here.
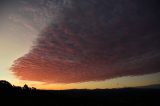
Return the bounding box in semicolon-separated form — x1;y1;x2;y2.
0;0;160;90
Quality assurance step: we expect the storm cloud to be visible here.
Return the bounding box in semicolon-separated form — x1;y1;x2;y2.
11;0;160;83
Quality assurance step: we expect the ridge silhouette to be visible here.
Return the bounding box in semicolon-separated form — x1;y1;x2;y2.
0;80;159;106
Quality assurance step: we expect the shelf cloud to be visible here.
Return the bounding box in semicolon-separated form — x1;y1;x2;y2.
11;0;160;83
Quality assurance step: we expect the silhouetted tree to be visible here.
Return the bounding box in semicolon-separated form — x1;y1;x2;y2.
13;85;22;91
0;80;13;91
31;87;37;90
23;84;30;90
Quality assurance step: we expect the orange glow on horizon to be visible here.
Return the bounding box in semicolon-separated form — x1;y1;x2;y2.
10;72;160;90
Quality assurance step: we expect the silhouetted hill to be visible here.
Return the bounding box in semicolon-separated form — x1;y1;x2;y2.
136;84;160;89
0;80;160;106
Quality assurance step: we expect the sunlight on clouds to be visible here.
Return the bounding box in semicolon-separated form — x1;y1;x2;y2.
0;0;160;90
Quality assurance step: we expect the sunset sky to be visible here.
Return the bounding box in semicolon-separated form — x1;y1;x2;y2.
0;0;160;90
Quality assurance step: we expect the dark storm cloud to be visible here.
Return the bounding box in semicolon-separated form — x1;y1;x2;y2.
11;0;160;83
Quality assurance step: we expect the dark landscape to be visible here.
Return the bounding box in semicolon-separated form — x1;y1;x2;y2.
0;80;160;106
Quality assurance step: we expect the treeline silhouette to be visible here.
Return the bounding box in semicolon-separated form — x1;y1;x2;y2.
0;80;37;98
0;80;160;106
